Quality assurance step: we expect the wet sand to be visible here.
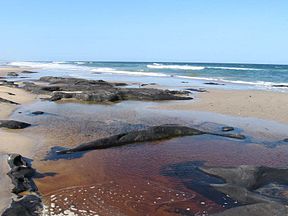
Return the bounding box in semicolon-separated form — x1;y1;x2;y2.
0;84;39;214
0;66;37;77
155;89;288;124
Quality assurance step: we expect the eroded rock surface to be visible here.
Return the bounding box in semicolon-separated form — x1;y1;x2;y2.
2;154;43;216
162;161;288;216
2;195;42;216
22;76;193;103
201;165;288;216
212;203;288;216
7;154;36;194
54;124;246;156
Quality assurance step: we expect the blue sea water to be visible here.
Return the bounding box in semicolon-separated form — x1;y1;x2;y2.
3;61;288;91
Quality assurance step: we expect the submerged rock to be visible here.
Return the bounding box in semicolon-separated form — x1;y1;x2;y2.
0;120;31;129
55;124;245;155
162;161;288;216
212;203;288;216
201;165;288;215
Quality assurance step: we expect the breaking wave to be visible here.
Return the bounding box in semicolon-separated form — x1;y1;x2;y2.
147;63;205;70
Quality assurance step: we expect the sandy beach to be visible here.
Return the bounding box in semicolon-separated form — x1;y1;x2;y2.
1;66;288;215
0;69;39;214
155;89;288;124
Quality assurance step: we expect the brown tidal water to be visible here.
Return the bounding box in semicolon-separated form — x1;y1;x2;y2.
8;100;288;215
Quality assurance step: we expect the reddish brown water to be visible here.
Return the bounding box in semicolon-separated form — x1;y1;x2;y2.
34;135;288;216
9;100;288;215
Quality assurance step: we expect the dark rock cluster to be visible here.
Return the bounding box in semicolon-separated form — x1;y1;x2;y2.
7;154;36;194
22;76;193;103
2;154;43;216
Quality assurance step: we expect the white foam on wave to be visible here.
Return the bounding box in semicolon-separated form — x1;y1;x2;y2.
147;63;205;70
177;75;288;88
91;67;168;77
8;61;89;71
8;61;168;77
207;66;262;71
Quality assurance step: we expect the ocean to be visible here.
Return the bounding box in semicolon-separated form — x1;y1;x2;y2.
3;61;288;91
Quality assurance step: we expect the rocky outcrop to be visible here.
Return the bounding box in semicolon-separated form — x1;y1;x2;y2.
6;72;18;77
0;120;31;129
0;80;18;88
22;76;193;103
161;161;288;216
7;154;36;194
55;124;246;155
2;154;43;216
212;203;288;216
2;195;43;216
201;165;288;216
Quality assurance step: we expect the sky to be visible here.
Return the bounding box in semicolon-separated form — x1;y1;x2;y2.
0;1;288;64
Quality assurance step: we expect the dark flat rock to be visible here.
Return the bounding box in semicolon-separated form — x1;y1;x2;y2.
6;92;16;96
0;120;31;129
186;88;208;93
57;124;204;154
272;85;288;88
204;82;225;85
31;111;45;115
283;138;288;142
21;70;38;74
0;97;19;105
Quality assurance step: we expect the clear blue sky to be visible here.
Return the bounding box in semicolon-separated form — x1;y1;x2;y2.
1;1;288;64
